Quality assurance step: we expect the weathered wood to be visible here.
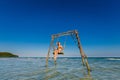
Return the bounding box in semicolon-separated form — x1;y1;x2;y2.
46;36;54;66
75;31;91;72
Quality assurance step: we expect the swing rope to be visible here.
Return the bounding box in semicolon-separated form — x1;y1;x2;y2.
71;34;78;47
63;36;67;50
52;37;59;50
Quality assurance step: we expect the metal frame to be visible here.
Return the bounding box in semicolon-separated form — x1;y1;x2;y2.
46;30;91;72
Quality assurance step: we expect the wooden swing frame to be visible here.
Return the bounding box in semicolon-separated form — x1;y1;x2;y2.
46;30;91;72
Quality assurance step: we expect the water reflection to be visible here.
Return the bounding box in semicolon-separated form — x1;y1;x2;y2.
80;71;93;80
45;63;93;80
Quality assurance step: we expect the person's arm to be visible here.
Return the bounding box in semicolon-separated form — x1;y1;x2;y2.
60;45;63;50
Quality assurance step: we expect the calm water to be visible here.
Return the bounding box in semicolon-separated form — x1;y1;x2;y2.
0;57;120;80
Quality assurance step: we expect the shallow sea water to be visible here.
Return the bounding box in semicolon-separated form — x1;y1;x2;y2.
0;57;120;80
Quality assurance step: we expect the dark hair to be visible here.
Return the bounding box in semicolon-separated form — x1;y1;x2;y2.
57;42;60;45
57;41;60;43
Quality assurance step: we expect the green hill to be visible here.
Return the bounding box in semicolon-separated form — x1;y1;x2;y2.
0;52;19;57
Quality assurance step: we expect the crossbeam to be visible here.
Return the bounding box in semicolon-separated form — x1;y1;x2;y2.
52;30;77;38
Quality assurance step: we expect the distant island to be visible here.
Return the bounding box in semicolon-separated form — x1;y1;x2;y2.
0;52;19;58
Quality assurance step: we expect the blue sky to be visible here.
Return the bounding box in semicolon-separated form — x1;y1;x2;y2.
0;0;120;57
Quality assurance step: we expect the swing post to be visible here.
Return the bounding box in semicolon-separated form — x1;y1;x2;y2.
75;31;91;72
46;36;54;66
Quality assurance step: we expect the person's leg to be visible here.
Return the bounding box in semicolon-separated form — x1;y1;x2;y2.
58;50;61;53
54;50;58;62
81;53;86;58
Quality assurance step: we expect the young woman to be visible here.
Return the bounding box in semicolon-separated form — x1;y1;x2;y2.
53;42;63;61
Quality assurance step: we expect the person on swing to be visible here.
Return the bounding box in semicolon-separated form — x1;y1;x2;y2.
53;42;63;62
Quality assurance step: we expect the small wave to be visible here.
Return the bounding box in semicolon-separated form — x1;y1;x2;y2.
107;58;120;61
0;58;10;60
60;58;68;62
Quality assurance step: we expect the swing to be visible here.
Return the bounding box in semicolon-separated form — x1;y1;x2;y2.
53;36;67;55
53;52;64;55
46;30;91;73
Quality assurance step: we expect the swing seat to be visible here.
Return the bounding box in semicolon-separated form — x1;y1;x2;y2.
53;52;64;55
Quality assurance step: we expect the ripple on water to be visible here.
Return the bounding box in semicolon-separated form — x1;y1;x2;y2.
0;57;120;80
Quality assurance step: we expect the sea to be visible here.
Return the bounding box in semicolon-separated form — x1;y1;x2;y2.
0;57;120;80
